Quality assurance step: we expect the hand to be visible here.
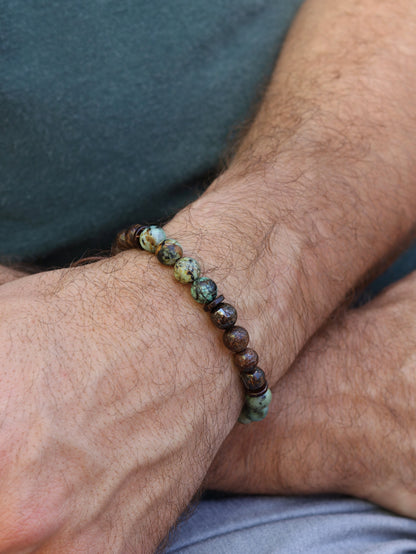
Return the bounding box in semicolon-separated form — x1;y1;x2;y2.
2;0;416;549
206;271;416;518
0;250;247;553
2;168;379;552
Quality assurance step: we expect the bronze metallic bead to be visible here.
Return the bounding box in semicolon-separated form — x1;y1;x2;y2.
126;224;147;249
234;348;259;372
203;295;224;312
210;303;237;330
246;383;269;397
112;229;129;254
240;367;267;393
223;326;249;352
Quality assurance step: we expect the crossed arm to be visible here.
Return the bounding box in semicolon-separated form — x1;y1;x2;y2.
1;0;416;551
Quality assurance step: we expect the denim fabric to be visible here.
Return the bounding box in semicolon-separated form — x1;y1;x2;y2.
167;495;416;553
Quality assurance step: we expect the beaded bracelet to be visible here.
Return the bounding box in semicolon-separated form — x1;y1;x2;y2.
112;224;272;424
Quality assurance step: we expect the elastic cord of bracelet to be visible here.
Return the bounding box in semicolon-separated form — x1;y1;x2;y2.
112;224;272;424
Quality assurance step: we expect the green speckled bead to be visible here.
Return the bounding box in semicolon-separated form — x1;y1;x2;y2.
191;277;218;304
238;405;253;425
244;388;272;422
238;405;269;423
238;404;269;423
155;239;183;265
139;226;166;253
174;257;201;283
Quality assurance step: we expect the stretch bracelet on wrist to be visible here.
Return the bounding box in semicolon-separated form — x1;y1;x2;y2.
112;224;272;424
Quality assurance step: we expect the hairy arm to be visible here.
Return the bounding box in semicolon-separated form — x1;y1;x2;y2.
1;0;416;551
167;0;416;387
0;257;246;552
206;271;416;518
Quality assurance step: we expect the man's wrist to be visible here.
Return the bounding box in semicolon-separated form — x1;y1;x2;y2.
163;177;314;386
165;149;416;388
0;255;246;551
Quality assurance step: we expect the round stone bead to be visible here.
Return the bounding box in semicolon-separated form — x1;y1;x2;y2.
210;303;237;329
234;348;259;372
174;257;201;284
139;226;166;253
238;405;253;425
240;367;267;393
155;239;183;265
223;326;249;352
245;388;272;422
238;403;269;424
190;277;217;304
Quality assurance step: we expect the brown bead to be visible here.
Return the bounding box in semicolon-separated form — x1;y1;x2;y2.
126;224;147;248
112;225;147;255
240;367;267;393
112;229;129;254
234;348;259;372
246;383;269;398
210;303;237;330
203;295;224;313
223;326;249;352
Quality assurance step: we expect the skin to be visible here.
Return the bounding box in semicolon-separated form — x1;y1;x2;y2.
0;266;27;286
206;271;416;519
1;0;416;551
0;257;244;552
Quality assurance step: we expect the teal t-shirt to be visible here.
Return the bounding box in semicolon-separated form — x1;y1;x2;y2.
0;0;304;266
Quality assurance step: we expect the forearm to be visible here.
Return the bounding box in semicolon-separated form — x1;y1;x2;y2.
6;0;416;388
2;2;416;546
167;0;416;384
0;257;244;552
206;271;416;518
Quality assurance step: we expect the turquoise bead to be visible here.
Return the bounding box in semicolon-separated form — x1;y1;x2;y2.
238;405;253;425
155;239;183;265
246;388;272;410
190;277;217;304
139;226;166;253
246;405;269;422
174;257;201;283
239;389;272;423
